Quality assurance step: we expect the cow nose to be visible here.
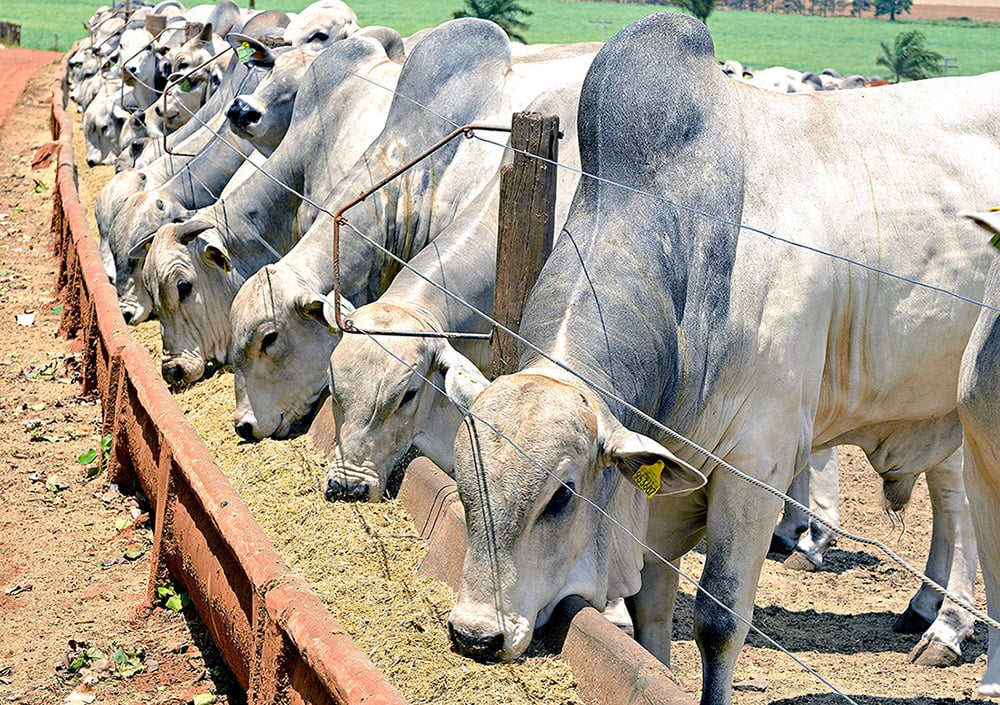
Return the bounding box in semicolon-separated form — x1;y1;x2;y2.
324;477;370;503
87;158;98;167
226;98;260;131
122;308;133;324
162;364;186;387
234;421;256;441
154;104;163;116
447;623;504;662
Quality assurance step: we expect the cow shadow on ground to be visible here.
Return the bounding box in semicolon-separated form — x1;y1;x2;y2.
671;591;988;662
770;695;993;705
764;546;882;574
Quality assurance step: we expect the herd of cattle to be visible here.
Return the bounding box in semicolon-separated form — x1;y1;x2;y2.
65;1;1000;702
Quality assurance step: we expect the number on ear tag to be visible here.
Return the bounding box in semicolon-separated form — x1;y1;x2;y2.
633;460;664;498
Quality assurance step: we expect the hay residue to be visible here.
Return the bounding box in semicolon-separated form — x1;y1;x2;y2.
70;106;582;705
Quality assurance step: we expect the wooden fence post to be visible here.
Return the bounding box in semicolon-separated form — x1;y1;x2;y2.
492;111;560;378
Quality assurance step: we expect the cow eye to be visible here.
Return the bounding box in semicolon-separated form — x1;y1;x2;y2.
177;280;192;301
308;31;329;43
260;331;278;354
544;481;575;516
400;387;418;407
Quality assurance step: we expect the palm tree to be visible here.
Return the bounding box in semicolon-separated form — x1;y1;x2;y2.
452;0;533;43
875;30;943;82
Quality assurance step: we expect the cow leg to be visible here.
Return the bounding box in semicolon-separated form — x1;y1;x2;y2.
772;467;809;553
797;446;839;563
630;557;679;665
696;466;784;705
905;449;977;667
782;447;840;571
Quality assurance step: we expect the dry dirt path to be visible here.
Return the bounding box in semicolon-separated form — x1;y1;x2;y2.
0;49;241;705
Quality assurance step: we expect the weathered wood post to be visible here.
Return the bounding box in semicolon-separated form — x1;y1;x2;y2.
492;111;560;378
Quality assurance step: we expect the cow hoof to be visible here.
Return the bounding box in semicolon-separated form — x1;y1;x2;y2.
782;551;819;572
908;639;960;667
893;605;933;634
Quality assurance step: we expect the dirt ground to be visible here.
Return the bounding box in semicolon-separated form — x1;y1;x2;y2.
5;27;1000;705
0;51;242;705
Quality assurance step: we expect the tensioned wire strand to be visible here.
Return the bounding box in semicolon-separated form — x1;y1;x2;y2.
111;38;997;637
121;49;996;633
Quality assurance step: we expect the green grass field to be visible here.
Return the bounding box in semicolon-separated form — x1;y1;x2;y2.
5;0;998;77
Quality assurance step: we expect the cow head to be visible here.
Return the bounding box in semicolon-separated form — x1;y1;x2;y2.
282;0;359;51
118;27;158;106
159;69;214;132
82;80;129;166
225;48;311;155
143;219;237;388
447;371;705;662
230;264;349;441
109;190;192;324
323;303;488;502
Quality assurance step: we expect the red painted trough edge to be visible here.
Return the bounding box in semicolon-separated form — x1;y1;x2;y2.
51;52;408;705
398;460;697;705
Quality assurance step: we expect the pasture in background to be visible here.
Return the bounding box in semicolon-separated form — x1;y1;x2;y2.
4;0;998;76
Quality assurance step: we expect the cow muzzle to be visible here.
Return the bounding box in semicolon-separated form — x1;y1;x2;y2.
447;623;505;662
226;98;261;134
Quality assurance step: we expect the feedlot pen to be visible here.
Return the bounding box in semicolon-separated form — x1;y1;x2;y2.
66;88;992;705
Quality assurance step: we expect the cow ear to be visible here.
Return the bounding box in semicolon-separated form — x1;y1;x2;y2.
172;219;213;245
111;101;131;122
225;32;274;69
600;425;705;498
961;209;1000;238
297;292;354;334
126;230;157;262
198;230;231;272
433;343;488;410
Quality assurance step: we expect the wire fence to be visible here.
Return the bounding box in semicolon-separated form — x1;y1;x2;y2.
77;27;998;705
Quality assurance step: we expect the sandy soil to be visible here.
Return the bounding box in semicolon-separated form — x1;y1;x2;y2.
0;50;242;705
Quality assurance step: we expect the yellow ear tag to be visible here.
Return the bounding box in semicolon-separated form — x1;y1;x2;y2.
633;460;664;498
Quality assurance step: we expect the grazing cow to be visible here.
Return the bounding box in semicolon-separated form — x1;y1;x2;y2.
118;25;160;109
228;19;596;442
959;211;1000;697
320;84;583;503
445;13;1000;705
142;34;402;387
82;77;134;166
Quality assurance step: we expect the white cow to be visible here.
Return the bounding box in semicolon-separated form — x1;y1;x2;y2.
445;13;1000;704
282;0;359;50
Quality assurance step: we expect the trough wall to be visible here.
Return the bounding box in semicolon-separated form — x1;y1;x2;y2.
50;54;408;705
